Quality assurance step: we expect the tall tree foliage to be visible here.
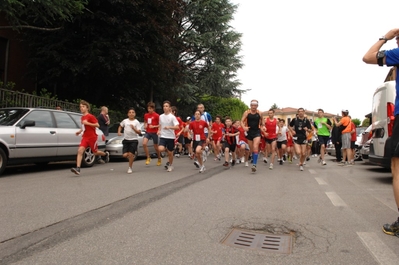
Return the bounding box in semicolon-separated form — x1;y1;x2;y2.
14;0;243;115
0;0;87;31
26;0;184;110
170;0;243;110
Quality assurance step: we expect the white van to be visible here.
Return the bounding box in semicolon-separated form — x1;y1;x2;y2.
369;81;396;168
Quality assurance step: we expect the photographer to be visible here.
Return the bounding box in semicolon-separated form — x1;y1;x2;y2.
363;28;399;236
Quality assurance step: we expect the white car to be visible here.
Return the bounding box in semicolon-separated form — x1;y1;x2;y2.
0;107;106;176
105;123;163;161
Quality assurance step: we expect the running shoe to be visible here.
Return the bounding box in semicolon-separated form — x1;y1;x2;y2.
322;161;327;166
263;157;268;163
241;157;245;163
202;152;207;162
279;160;283;165
306;157;310;161
157;157;162;166
164;162;170;169
245;162;249;167
232;159;236;166
269;163;273;170
145;157;151;165
71;167;80;175
194;161;200;168
299;165;304;171
382;220;399;236
127;167;132;174
167;165;174;172
104;151;110;163
199;165;206;173
251;164;257;172
223;161;229;167
317;156;322;163
96;158;105;164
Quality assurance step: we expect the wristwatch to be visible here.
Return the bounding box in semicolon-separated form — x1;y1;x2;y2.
377;50;386;67
379;36;388;43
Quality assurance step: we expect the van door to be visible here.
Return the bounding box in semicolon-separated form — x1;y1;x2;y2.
370;81;396;167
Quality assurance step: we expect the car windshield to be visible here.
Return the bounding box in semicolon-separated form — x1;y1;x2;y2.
0;109;29;126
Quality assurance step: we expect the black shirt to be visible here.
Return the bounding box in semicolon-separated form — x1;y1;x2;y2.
289;117;311;137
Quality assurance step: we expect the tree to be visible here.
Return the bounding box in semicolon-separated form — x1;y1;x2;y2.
0;0;87;31
200;96;248;121
25;0;184;112
270;103;278;110
361;119;370;127
17;0;244;115
352;118;361;127
166;0;243;106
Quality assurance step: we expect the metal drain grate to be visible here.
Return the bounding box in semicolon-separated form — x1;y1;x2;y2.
222;228;293;254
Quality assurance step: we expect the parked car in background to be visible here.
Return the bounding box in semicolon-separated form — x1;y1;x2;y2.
0;107;106;176
105;122;163;161
360;138;372;160
369;81;396;168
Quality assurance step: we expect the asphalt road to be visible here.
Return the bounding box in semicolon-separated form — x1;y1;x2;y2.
0;155;398;265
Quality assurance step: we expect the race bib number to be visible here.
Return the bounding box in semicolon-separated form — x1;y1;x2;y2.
148;118;152;124
318;122;322;129
195;134;200;141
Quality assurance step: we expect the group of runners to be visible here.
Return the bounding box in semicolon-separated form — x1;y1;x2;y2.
71;99;355;175
128;100;343;174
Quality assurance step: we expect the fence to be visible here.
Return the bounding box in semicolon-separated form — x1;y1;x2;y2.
0;88;122;123
0;87;80;112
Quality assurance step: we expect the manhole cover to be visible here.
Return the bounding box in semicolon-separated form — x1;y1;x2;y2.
221;228;293;254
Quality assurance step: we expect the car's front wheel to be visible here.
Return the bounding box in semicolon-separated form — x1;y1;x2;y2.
81;147;96;167
0;148;7;176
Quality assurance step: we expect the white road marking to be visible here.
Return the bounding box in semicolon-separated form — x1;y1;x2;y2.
308;169;317;174
325;192;347;207
315;177;328;185
357;232;398;265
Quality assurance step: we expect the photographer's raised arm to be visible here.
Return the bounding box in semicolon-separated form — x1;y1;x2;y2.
363;29;399;65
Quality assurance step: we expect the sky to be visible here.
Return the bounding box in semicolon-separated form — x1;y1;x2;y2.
229;0;399;121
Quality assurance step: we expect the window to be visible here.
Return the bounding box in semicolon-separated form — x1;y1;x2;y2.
54;112;79;128
19;110;54;127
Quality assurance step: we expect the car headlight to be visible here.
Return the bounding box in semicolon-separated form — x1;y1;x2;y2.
107;139;123;145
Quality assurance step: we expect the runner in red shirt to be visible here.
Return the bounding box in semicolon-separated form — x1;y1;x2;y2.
71;100;109;175
264;109;279;170
211;115;224;161
234;120;250;166
143;102;162;166
188;110;209;173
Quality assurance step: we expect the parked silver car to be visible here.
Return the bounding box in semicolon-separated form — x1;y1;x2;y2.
105;122;163;161
0;107;106;176
0;108;105;175
360;138;371;160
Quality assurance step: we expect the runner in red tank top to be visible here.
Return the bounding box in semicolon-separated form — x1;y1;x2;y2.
264;109;279;170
